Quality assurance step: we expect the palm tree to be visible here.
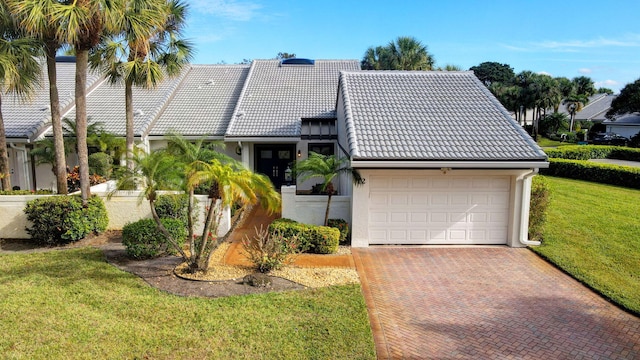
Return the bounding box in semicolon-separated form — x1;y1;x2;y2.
387;36;434;70
189;159;280;272
8;0;70;194
90;0;193;171
564;94;588;132
165;134;230;257
35;0;128;204
0;3;42;190
293;152;365;226
361;36;434;71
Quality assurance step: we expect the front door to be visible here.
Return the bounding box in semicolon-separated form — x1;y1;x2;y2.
254;144;295;189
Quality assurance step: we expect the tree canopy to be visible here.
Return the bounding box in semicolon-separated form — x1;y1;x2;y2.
469;61;515;86
607;78;640;118
361;36;434;70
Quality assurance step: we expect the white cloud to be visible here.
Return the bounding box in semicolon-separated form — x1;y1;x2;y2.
578;68;592;74
190;0;263;21
595;79;619;88
504;34;640;53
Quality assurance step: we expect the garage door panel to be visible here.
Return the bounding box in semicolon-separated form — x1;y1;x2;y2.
369;175;510;245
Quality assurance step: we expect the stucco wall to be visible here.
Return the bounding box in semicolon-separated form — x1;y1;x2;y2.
0;189;230;240
281;185;351;226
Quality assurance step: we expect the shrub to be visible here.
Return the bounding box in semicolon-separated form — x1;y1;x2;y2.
67;166;106;193
269;218;340;254
529;176;550;241
544;145;640;161
327;218;349;244
24;195;108;246
242;227;299;272
540;159;640;190
629;132;640;148
88;152;113;178
122;218;186;259
155;194;190;225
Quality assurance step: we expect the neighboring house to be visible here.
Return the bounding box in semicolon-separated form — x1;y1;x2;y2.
337;71;548;247
3;58;549;247
603;113;640;139
559;93;616;123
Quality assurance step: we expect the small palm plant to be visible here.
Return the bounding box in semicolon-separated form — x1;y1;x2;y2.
293;152;364;226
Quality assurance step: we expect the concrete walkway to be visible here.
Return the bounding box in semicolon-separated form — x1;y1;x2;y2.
353;247;640;359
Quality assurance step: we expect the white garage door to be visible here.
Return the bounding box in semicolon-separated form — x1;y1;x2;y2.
368;174;511;245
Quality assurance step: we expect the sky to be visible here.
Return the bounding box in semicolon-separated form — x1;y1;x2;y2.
183;0;640;93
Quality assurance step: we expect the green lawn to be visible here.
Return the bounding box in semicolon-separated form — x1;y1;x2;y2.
532;176;640;314
0;248;375;360
537;137;569;148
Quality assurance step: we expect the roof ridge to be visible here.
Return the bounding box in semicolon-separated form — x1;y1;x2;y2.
225;59;258;136
338;72;359;158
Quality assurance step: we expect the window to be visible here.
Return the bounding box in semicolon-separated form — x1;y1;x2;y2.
308;143;334;156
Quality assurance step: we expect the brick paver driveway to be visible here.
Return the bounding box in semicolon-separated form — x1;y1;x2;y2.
352;247;640;359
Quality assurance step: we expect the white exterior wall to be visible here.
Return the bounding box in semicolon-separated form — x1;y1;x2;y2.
281;185;351;225
350;168;535;248
0;190;230;240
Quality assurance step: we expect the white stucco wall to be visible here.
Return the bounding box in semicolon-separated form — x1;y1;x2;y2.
281;185;351;226
0;186;230;240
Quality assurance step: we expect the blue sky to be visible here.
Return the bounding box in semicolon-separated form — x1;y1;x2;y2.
183;0;640;93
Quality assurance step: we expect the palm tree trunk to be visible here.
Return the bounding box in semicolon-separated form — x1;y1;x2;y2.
203;205;250;272
187;188;195;259
46;48;68;194
74;50;91;204
125;77;134;170
324;193;332;226
0;95;11;191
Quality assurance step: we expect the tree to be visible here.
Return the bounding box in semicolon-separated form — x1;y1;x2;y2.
469;61;515;87
276;52;296;59
90;0;193;171
564;94;588;132
361;36;434;71
572;76;596;98
293;152;365;226
597;87;614;95
606;78;640;118
437;64;462;71
47;0;124;204
0;2;41;191
116;144;280;273
8;0;69;194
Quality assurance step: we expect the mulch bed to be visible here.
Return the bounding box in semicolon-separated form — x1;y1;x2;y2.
0;231;305;298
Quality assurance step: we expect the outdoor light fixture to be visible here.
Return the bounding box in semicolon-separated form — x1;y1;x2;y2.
297;150;301;158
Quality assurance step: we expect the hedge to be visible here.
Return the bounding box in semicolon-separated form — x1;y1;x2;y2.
544;145;640;161
540;159;640;190
269;218;340;254
24;195;108;246
529;176;550;241
122;218;186;259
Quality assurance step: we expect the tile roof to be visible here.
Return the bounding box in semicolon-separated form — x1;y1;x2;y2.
559;93;616;121
225;59;360;138
148;65;249;137
339;71;547;161
63;69;187;137
3;62;103;139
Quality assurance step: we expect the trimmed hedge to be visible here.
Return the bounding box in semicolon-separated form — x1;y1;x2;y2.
88;152;113;178
122;218;186;259
269;218;340;254
544;145;640;161
0;189;54;195
529;176;550;241
540;159;640;190
24;195;108;246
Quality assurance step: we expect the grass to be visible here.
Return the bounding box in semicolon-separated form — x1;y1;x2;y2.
537;137;570;148
0;248;375;359
532;176;640;314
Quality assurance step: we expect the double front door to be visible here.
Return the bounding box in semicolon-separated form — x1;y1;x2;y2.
254;144;295;189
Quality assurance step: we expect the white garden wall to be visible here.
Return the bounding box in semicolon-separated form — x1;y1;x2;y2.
280;185;351;226
0;182;230;240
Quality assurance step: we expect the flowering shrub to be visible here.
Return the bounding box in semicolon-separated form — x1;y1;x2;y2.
242;226;299;273
327;218;349;244
67;166;106;193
